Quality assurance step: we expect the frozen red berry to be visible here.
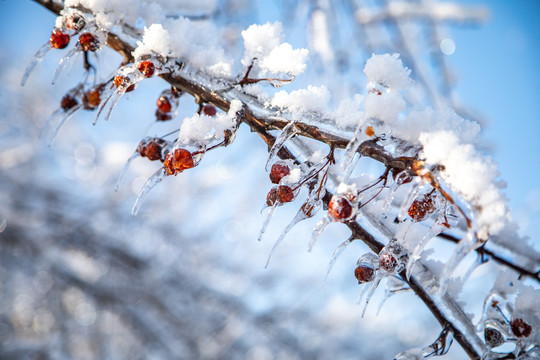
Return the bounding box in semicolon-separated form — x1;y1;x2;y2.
266;185;294;206
203;104;217;116
163;149;195;175
156;95;172;113
79;33;99;52
408;193;436;222
137;138;168;162
511;318;532;338
82;89;101;110
354;265;375;284
269;163;290;184
50;29;70;49
114;76;135;92
137;61;155;78
328;196;354;221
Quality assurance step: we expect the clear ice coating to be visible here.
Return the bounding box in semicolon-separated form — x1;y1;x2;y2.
46;104;82;145
438;231;475;295
21;42;53;87
308;215;332;252
265;121;298;171
115;151;140;192
257;201;279;242
381;170;412;218
325;238;352;280
377;276;409;315
52;46;79;85
338;124;366;183
131;168;167;215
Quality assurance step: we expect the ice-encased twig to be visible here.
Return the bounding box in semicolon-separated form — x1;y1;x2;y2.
52;46;79;85
308;215;332;252
325;238;352;280
438;231;475;295
131;168;167;216
115;151;140;192
257;202;279;242
47;105;82;145
21;42;52;87
265;121;298;171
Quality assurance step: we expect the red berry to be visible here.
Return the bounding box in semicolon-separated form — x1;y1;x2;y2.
137;138;168;162
354;265;374;284
266;185;294;206
156;95;172;113
60;94;78;110
155;110;173;121
365;125;375;137
79;33;99;52
328;196;354;221
203;104;217;116
50;29;70;49
137;61;155;78
269;163;290;184
82;89;101;110
163;149;195;175
408;193;436;222
511;318;532;338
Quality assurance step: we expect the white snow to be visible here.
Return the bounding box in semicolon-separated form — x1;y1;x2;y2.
364;53;412;90
419;131;509;238
269;85;330;113
241;22;309;77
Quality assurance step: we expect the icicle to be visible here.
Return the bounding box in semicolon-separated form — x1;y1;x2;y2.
406;213;448;280
382;171;411;218
115;151;140;192
265;121;298;171
460;252;484;284
52;46;79;85
376;276;409;315
92;85;115;125
308;215;332;252
325;238;352;280
21;42;52;86
47;104;82;145
103;88;125;122
265;206;310;268
339;124;364;183
257;202;279;242
397;180;424;222
131;168;167;215
360;273;383;317
438;231;475;295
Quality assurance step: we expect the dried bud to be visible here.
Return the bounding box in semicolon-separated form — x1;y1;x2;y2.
484;327;505;348
65;13;86;32
82;89;101;110
511;318;532;338
60;94;78;110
